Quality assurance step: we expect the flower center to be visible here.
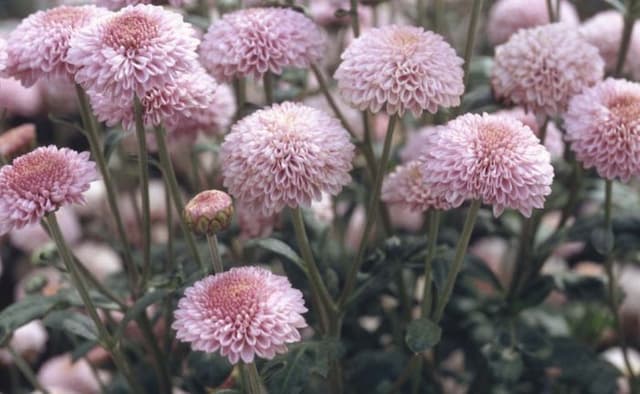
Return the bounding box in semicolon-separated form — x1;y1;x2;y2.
9;152;69;192
390;29;420;49
609;94;640;122
104;13;158;50
475;124;514;167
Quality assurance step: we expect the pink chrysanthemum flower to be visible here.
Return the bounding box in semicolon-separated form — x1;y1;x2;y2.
67;4;200;100
420;113;554;217
494;107;565;159
4;6;109;86
565;78;640;182
492;23;604;116
580;11;640;77
221;102;354;216
94;0;151;10
236;201;279;240
487;0;579;46
173;266;307;364
381;160;452;212
0;146;98;235
200;7;325;82
166;84;235;142
334;25;464;117
399;126;443;163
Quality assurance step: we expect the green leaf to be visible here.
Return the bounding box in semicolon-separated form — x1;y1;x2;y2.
516;326;552;360
114;289;170;340
591;227;615;256
44;311;98;341
186;351;233;390
553;272;608;302
0;295;66;345
248;238;308;275
483;343;523;383
71;340;99;362
405;318;442;353
513;275;554;312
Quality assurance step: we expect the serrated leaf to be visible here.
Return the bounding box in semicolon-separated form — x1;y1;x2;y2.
405;318;441;353
248;238;308;275
0;295;65;345
44;311;98;341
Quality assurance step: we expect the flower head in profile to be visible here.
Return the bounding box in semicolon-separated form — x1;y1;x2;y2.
0;146;98;235
200;7;325;82
492;23;604;116
399;125;444;163
565;78;640;182
173;266;307;364
487;0;579;46
334;24;464;117
381;160;452;212
221;102;354;216
4;5;109;86
67;4;200;100
89;68;216;131
94;0;151;10
421;113;554;217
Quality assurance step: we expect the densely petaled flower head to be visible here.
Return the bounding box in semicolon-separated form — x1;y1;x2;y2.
89;68;216;130
579;11;640;77
200;7;325;81
173;266;307;364
399;125;443;163
0;146;98;235
381;160;452;212
421;113;554;217
221;102;355;216
492;23;604;116
166;83;235;142
94;0;151;10
487;0;579;46
565;78;640;182
67;4;200;100
334;25;464;117
493;107;564;159
184;190;234;236
4;6;109;86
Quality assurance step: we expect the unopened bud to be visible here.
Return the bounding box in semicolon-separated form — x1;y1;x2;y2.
184;190;234;236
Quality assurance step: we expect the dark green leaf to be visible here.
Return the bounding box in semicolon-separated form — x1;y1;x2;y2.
405;318;442;353
591;228;615;256
186;351;233;390
71;340;99;362
248;238;307;275
0;294;66;345
44;310;98;341
483;343;523;383
513;275;554;312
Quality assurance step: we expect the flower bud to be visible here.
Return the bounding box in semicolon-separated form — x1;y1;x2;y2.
184;190;234;236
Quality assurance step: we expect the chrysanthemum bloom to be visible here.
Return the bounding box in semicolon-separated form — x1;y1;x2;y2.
199;7;325;81
492;23;604;116
166;84;235;142
94;0;151;10
38;354;107;393
381;160;452;212
494;107;564;159
421;113;554;217
580;11;640;77
173;266;307;364
184;190;234;236
0;146;98;235
67;4;200;100
565;78;640;182
89;68;216;130
334;25;464;116
399;125;443;163
487;0;579;46
0;77;43;116
0;123;36;160
4;6;109;87
236;201;279;240
221;102;354;216
0;320;48;365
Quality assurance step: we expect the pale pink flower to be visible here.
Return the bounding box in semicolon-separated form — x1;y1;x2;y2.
0;320;48;365
381;160;452;212
421;113;554;217
388;204;424;232
334;25;464;116
184;190;234;236
94;0;151;10
221;102;354;216
38;354;106;394
89;68;216;130
494;107;565;159
492;23;604;116
236;200;279;240
67;4;200;100
579;11;640;77
0;123;36;160
565;78;640;182
488;0;579;46
0;146;97;235
10;206;82;253
173;266;307;364
73;241;122;280
199;7;325;81
41;77;78;114
4;6;109;86
0;77;43;116
399;126;443;163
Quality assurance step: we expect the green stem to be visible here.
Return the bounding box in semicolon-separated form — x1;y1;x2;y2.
421;210;441;318
433;0;444;33
152;126;206;275
454;0;484;117
138;316;172;394
417;0;427;27
74;85;138;288
8;345;48;393
615;0;638;77
338;115;398;308
206;234;224;274
432;200;481;322
545;0;555;22
165;182;175;273
133;96;152;289
46;213;145;394
602;180;638;391
349;0;360;37
240;363;264;394
291;207;335;333
263;72;274;105
233;77;246;118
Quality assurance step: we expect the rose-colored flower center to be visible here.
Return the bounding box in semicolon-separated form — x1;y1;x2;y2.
206;276;261;318
474;124;515;166
7;152;69;192
390;29;420;48
104;13;158;50
189;191;232;214
609;94;640;122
